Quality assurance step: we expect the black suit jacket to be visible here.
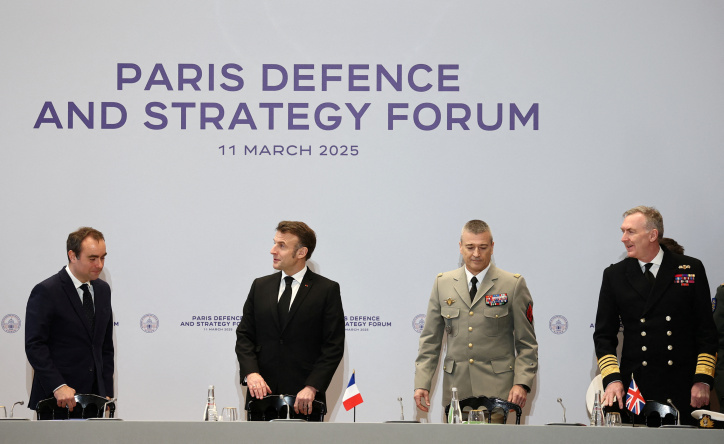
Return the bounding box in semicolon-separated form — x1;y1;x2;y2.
25;268;115;409
594;246;717;420
235;268;345;406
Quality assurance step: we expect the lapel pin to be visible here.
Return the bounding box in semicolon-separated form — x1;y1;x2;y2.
678;265;691;269
445;298;455;306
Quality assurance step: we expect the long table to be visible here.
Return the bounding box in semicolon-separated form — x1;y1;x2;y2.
2;420;722;443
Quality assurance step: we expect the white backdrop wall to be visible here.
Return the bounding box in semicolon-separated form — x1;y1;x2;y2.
1;1;723;425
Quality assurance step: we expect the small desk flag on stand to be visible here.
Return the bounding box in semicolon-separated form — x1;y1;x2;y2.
343;371;364;411
625;375;646;415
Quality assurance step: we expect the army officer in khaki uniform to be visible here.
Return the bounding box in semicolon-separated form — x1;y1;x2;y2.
414;220;538;420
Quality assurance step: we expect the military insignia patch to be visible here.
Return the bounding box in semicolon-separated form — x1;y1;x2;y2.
699;414;714;429
674;274;695;286
678;265;691;270
526;303;533;324
485;294;508;306
445;298;455;306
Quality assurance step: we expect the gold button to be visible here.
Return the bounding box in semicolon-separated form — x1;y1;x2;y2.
443;366;446;370
666;316;671;321
668;345;673;350
640;318;645;323
667;331;672;336
642;346;647;351
446;315;450;319
495;315;499;318
468;343;473;348
469;311;474;316
509;366;513;370
642;361;648;366
668;360;673;366
641;331;646;337
468;327;473;332
469;359;474;364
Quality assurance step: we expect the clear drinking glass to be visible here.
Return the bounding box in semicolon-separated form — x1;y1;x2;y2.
221;407;238;422
606;412;622;427
468;409;488;424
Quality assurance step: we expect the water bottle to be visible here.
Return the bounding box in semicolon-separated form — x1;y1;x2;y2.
448;387;463;424
203;385;219;421
592;390;604;426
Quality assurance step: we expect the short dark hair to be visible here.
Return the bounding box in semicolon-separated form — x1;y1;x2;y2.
660;237;684;255
461;219;493;242
67;227;104;262
276;221;316;260
623;206;664;240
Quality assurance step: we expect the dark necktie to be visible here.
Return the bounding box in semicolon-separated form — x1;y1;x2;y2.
80;283;95;331
469;276;478;302
644;263;655;289
277;276;294;325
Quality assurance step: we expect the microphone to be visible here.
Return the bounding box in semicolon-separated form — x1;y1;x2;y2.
667;399;680;426
397;397;404;421
557;398;567;423
10;401;24;418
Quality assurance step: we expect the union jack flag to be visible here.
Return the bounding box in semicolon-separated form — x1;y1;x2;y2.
625;376;646;415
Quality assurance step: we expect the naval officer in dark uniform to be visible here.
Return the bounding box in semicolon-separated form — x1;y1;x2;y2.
594;206;717;425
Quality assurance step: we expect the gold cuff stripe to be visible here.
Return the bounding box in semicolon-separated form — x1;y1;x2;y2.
695;353;716;377
598;354;620;379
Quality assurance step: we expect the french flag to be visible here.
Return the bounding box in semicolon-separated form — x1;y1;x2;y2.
342;371;364;411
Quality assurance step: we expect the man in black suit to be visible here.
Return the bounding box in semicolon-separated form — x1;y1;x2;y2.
25;227;114;412
594;206;717;424
235;221;345;418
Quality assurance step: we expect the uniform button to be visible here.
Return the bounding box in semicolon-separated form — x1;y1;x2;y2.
642;346;647;351
642;361;648;366
667;345;673;350
666;316;671;321
640;318;645;323
668;360;673;365
447;315;451;319
468;327;473;332
509;366;513;370
641;331;646;337
443;366;447;371
667;331;672;336
469;359;474;364
495;315;499;318
468;343;473;348
469;311;474;316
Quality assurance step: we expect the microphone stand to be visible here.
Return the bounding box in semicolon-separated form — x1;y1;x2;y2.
557;398;566;423
10;401;24;418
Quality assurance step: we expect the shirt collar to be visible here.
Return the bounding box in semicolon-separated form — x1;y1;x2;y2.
282;265;308;284
464;263;491;284
638;245;663;269
65;265;90;289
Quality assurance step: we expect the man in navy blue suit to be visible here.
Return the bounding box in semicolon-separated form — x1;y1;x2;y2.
25;227;114;412
236;221;345;419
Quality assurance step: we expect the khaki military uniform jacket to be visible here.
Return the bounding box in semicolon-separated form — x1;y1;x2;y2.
414;265;538;407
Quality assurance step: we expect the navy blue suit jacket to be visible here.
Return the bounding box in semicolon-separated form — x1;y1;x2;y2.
235;269;345;407
25;268;115;409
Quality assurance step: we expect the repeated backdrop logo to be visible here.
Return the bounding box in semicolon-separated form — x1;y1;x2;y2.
549;315;568;335
412;314;425;334
2;314;21;333
140;314;159;333
345;315;392;332
179;314;241;332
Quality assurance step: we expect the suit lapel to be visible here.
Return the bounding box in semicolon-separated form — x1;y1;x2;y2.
624;259;650;304
265;272;284;331
59;269;94;337
474;265;497;307
453;267;471;309
284;269;315;330
642;250;675;315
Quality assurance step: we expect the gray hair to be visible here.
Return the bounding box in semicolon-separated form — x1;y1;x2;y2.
461;220;493;242
623;206;664;240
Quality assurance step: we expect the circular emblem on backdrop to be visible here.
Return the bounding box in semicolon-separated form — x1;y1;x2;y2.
712;297;717;313
412;314;426;333
2;314;21;333
140;314;159;333
549;315;568;335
